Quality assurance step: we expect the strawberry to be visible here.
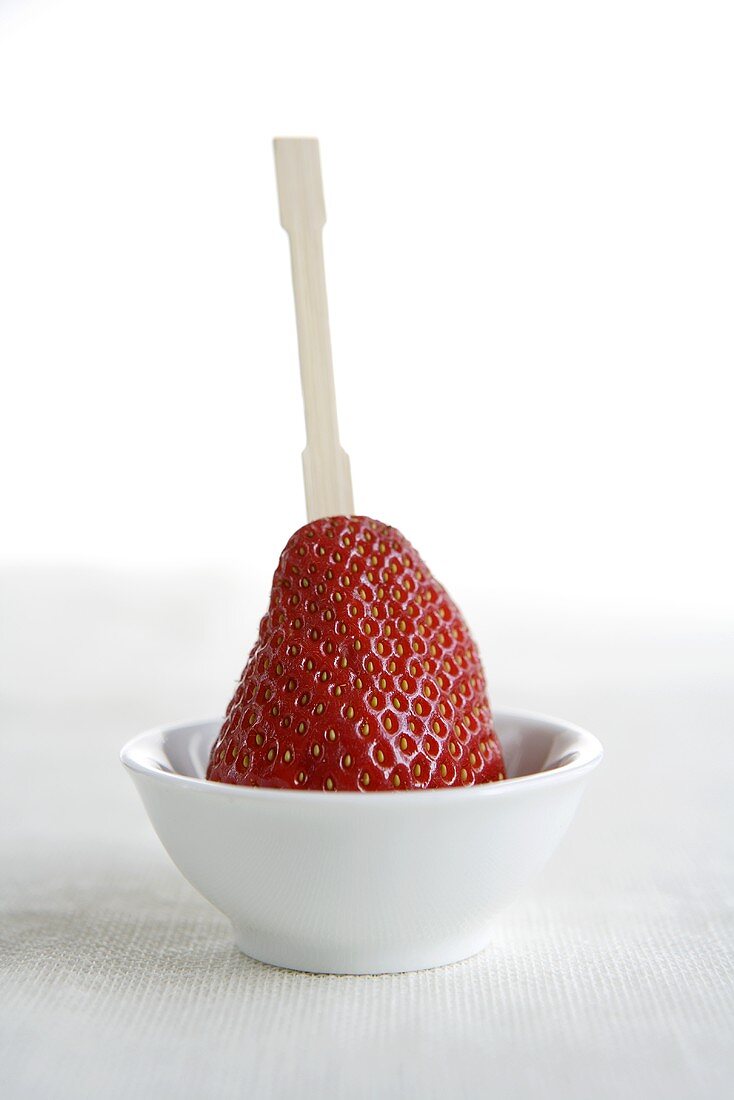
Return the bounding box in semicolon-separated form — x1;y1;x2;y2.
206;516;504;790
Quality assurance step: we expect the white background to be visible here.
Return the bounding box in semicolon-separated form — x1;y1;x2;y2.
1;0;732;621
2;6;733;1098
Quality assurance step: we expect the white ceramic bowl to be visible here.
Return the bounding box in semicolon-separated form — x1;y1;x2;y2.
121;707;602;974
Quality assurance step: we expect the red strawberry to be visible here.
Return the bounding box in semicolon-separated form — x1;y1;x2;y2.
206;516;504;790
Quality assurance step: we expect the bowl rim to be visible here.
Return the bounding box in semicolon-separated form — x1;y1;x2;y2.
120;706;603;803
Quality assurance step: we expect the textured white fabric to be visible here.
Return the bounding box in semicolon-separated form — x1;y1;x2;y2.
1;567;732;1099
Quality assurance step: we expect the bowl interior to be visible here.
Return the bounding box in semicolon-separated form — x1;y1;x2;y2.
124;708;601;788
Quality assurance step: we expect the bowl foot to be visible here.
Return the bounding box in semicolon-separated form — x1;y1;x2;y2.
231;926;491;975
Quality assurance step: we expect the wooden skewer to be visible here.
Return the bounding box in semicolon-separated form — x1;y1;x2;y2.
273;137;354;522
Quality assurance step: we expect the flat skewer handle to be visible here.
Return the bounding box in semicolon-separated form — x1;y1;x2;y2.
274;137;354;521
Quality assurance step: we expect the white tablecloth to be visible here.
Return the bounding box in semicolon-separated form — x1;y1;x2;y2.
1;567;732;1099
